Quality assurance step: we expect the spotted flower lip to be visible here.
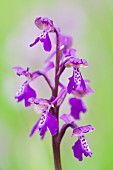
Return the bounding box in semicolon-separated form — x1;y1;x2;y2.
29;97;58;139
72;136;92;161
15;82;36;107
67;68;86;94
30;111;58;139
69;97;87;120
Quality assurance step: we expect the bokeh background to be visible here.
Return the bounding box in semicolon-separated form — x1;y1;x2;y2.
0;0;113;170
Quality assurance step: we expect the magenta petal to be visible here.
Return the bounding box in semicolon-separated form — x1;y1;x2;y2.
39;123;47;139
30;36;40;47
78;125;95;134
13;66;30;76
67;76;74;94
72;137;92;161
30;120;39;137
60;114;72;124
46;112;58;136
72;139;83;161
40;32;52;52
69;98;87;120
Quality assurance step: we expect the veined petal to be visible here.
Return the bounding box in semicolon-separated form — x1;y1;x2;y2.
72;125;95;137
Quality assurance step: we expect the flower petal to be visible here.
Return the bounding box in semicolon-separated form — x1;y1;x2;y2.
67;76;74;94
60;114;72;124
40;32;52;52
35;17;54;32
69;98;87;120
13;66;30;76
46;112;58;136
30;36;40;47
72;136;92;161
29;120;39;137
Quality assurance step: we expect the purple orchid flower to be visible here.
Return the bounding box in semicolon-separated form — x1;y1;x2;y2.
13;67;36;107
67;67;86;94
69;97;87;120
72;125;95;161
29;97;58;139
30;17;54;52
60;114;95;161
13;62;54;107
65;55;88;94
30;111;58;139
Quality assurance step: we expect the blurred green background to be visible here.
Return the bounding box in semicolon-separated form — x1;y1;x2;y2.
0;0;113;170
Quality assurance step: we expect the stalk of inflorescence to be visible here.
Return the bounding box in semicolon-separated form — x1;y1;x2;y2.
13;17;95;170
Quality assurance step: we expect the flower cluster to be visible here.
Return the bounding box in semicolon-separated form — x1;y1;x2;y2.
13;16;95;164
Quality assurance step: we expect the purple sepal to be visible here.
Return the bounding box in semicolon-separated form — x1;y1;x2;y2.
60;114;72;124
72;83;94;98
15;82;36;107
72;137;92;161
29;120;40;137
30;112;58;139
35;17;54;31
12;66;30;77
59;34;72;49
72;125;95;137
69;98;87;120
